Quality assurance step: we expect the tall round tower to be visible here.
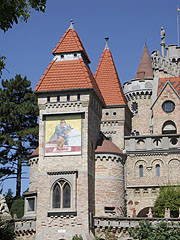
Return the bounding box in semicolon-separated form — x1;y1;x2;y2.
95;139;126;217
123;43;154;135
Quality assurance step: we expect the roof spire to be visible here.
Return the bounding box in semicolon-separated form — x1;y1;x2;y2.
105;37;109;49
69;19;74;30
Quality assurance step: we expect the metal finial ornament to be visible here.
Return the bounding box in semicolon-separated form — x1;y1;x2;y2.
105;37;109;49
69;19;74;30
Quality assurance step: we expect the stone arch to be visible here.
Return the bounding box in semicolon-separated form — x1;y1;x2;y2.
136;139;145;150
162;120;177;134
135;160;147;178
137;207;153;217
151;159;164;177
168;159;180;182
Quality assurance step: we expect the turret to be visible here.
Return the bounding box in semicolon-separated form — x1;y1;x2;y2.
123;43;153;135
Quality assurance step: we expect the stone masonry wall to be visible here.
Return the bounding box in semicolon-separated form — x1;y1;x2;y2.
35;91;102;239
95;153;125;217
126;152;180;217
152;83;180;135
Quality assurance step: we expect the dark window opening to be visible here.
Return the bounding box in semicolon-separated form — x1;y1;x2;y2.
27;198;35;212
156;164;160;177
52;180;71;209
162;100;175;113
104;207;115;213
139;165;143;177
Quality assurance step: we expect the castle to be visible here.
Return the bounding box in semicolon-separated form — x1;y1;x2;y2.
16;22;180;239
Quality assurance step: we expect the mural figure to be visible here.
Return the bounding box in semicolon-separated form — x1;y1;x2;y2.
45;115;81;155
49;120;72;149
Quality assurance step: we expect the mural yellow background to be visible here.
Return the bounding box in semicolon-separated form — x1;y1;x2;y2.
45;114;81;143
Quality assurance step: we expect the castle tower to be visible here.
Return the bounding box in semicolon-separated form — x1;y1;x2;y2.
94;38;129;217
123;43;154;135
25;22;104;239
94;38;132;149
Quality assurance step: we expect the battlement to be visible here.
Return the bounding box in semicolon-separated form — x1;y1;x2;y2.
123;79;153;101
151;52;180;77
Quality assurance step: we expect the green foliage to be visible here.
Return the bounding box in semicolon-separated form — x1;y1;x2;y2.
0;217;15;240
0;0;47;32
4;189;14;210
0;74;39;197
154;186;180;218
72;234;83;240
128;221;180;240
0;56;6;77
95;227;118;240
10;197;24;218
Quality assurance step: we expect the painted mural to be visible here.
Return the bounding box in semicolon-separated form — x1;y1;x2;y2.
45;114;81;155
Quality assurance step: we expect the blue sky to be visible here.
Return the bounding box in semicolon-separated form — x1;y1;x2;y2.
0;0;179;195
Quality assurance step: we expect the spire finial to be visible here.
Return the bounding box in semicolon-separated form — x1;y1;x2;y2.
105;37;109;49
69;19;74;30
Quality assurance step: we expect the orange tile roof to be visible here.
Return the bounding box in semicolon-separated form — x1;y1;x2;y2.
35;59;103;101
94;48;127;106
134;43;153;80
158;77;180;96
95;139;122;155
52;29;90;63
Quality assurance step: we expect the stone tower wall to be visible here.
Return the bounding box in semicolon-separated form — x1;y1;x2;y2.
101;107;131;150
28;157;38;192
95;153;125;217
35;91;102;239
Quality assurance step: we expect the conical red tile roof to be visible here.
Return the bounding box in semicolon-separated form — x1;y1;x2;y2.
134;43;153;79
94;48;127;106
52;28;90;63
35;27;103;102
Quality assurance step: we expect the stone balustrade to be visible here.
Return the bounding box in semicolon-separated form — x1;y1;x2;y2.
94;216;180;239
125;134;180;153
15;218;36;237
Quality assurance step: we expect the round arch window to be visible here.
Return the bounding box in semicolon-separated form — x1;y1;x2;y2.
162;100;175;113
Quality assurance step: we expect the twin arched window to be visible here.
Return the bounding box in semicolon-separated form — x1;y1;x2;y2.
53;180;71;209
139;164;160;177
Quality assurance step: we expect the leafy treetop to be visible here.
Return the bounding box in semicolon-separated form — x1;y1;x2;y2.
0;0;47;32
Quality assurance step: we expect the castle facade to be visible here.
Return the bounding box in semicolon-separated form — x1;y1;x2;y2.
18;23;180;239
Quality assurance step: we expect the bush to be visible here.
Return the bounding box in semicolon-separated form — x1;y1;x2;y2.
10;198;24;218
153;186;180;218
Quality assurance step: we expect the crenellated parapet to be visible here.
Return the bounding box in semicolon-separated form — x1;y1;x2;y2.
123;79;153;102
151;52;180;77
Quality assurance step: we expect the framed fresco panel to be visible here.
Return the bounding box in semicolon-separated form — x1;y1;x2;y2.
45;114;81;156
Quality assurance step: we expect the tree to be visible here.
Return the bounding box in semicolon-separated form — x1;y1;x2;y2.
0;217;15;240
0;0;47;32
128;221;180;240
0;74;39;198
153;186;180;218
10;197;24;218
4;189;14;211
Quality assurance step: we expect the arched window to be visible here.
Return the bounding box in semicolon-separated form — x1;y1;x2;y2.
162;121;177;134
139;165;143;177
52;180;71;209
156;164;160;177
